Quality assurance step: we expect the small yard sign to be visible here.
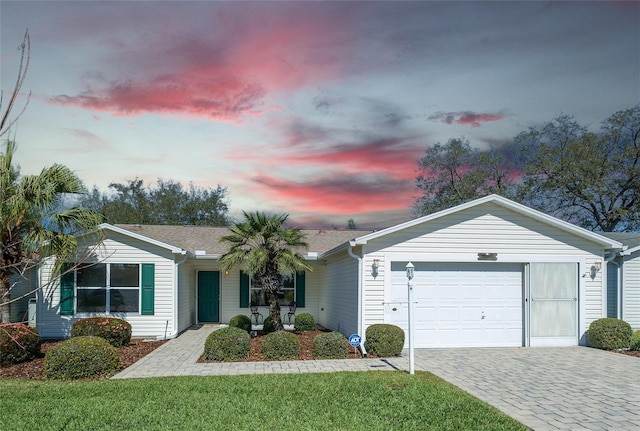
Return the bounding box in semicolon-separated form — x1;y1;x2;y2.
348;334;361;347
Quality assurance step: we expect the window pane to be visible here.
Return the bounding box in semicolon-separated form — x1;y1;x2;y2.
110;289;139;313
251;289;268;306
250;274;295;306
77;289;106;312
77;264;106;287
111;264;139;287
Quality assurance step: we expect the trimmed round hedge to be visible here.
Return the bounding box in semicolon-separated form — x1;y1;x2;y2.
630;330;640;351
204;327;251;361
43;336;121;379
229;314;252;332
587;318;632;350
294;313;315;331
364;324;405;357
261;331;300;360
313;331;349;359
71;317;132;347
0;324;41;367
262;316;276;334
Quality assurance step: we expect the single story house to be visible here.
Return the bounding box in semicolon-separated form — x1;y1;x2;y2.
20;195;636;348
601;232;640;330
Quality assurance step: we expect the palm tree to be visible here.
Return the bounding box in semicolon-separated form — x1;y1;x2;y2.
219;211;311;331
0;140;103;322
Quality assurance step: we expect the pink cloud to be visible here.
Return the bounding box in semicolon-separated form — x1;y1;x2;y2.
250;172;414;216
48;6;351;122
429;111;504;127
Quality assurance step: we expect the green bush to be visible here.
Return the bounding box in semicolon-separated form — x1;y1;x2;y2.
262;316;276;334
313;331;349;359
587;318;632;350
70;317;132;347
294;313;316;331
630;330;640;351
0;324;41;367
204;327;251;361
229;314;252;332
43;336;121;379
364;324;405;357
261;331;300;360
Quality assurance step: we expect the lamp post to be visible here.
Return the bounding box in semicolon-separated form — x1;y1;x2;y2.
406;261;415;375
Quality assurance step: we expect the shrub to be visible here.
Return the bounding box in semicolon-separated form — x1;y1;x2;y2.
630;330;640;351
313;331;349;359
294;313;316;331
229;314;252;332
587;318;632;350
261;331;300;360
43;336;121;379
262;316;276;334
71;317;132;347
364;324;405;357
204;327;251;361
0;324;41;367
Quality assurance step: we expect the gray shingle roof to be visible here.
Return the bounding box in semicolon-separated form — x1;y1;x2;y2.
113;224;372;256
599;232;640;250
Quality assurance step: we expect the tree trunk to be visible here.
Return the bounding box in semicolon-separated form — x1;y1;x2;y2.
268;294;284;331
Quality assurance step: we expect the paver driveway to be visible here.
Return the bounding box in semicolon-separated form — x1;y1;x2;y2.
414;347;640;431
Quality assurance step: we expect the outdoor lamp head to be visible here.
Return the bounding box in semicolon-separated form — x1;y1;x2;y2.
406;262;415;280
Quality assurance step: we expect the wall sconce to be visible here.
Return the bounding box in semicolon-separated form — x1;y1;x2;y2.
589;261;601;279
371;259;380;278
224;270;229;275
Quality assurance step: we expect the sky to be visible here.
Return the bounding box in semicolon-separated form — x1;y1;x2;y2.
1;1;639;228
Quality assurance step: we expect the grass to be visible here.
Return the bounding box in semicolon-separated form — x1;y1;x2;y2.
0;371;527;431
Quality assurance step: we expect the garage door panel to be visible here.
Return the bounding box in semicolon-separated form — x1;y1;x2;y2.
388;262;523;348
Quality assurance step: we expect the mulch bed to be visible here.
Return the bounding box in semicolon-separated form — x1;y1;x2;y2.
0;339;168;380
199;329;362;362
3;333;636;380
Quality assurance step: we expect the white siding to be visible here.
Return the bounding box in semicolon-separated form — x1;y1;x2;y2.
37;234;178;339
177;262;196;333
359;202;608;345
622;253;640;330
318;251;359;336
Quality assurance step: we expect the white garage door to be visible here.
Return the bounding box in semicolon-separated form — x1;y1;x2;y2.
386;262;523;348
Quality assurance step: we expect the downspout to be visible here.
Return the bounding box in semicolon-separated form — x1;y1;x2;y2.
169;252;188;339
347;243;367;356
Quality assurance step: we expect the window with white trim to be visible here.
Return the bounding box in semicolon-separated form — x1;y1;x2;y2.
76;263;140;313
250;273;295;306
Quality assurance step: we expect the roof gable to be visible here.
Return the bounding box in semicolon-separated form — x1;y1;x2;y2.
350;195;624;251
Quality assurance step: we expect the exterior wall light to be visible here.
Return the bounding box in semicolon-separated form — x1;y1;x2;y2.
590;261;602;279
372;259;380;278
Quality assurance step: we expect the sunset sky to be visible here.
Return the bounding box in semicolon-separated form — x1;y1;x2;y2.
1;1;639;228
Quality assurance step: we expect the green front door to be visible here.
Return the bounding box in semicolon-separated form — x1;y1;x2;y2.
198;271;219;322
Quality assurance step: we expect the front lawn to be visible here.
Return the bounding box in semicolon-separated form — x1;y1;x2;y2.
0;371;526;430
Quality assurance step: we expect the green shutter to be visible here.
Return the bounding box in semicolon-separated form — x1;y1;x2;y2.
296;271;306;308
141;263;155;315
60;264;74;316
240;271;250;308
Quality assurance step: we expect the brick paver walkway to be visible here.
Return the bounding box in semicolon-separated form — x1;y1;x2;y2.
113;325;640;430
